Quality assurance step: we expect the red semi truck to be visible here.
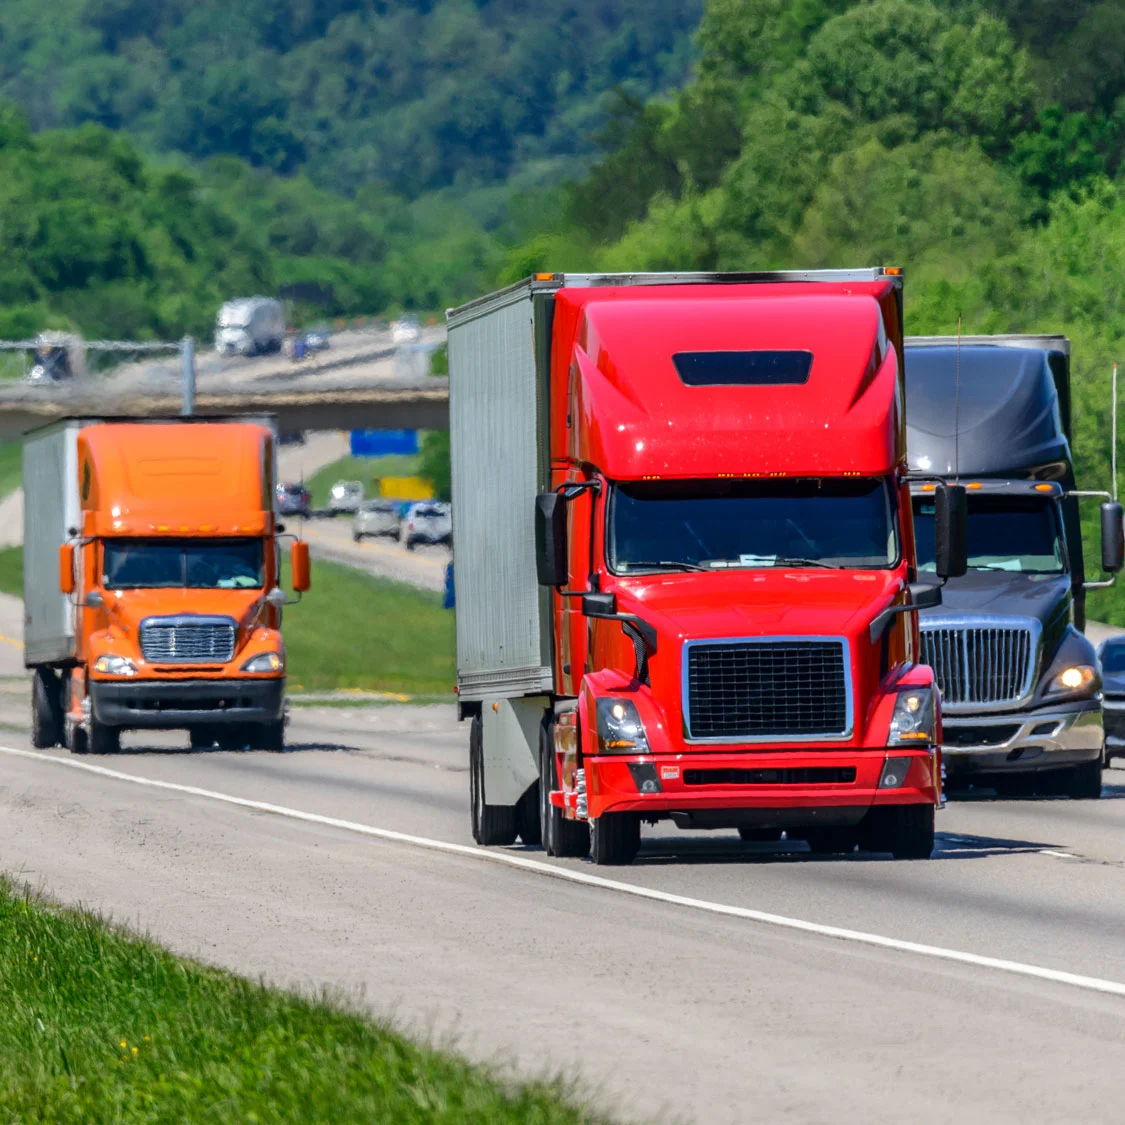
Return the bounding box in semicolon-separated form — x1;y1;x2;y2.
447;270;966;864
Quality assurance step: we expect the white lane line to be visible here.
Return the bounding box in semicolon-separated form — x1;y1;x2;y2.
1040;850;1080;860
4;743;1125;1000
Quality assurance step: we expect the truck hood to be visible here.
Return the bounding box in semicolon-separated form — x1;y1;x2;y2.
615;569;903;640
920;571;1070;630
99;588;269;652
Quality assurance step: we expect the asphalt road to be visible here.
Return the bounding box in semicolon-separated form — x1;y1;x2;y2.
3;688;1125;1123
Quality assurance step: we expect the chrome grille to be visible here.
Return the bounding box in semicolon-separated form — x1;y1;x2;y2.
684;638;851;741
140;616;236;664
919;618;1037;707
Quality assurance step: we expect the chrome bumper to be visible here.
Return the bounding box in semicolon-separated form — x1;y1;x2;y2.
941;702;1103;775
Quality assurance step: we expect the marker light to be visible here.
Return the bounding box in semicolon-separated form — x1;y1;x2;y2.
1049;665;1096;696
888;687;936;746
595;698;649;754
1034;483;1054;493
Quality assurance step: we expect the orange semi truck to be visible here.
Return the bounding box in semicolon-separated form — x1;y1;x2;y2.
23;418;310;754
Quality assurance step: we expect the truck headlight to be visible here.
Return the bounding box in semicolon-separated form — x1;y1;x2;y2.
888;687;935;746
93;655;137;677
241;652;283;673
1048;664;1096;697
595;698;649;754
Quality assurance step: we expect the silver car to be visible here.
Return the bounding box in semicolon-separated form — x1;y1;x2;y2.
328;480;364;515
403;501;452;550
353;499;401;541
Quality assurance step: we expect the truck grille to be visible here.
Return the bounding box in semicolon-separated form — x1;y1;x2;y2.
140;617;236;664
919;619;1036;707
684;639;850;740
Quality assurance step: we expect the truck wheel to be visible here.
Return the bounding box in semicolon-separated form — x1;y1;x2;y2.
88;720;120;755
405;537;416;552
67;721;88;756
31;669;63;749
589;812;641;866
189;728;216;750
469;715;518;846
1062;758;1103;800
254;722;285;752
805;827;859;856
866;804;935;859
539;721;589;858
516;784;542;846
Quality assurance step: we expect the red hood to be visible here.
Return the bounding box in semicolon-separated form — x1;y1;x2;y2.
613;568;903;640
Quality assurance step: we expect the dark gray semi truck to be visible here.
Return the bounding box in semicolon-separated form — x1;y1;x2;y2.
905;335;1123;797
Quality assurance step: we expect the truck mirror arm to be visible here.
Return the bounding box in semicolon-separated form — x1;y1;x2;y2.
582;591;658;686
868;582;943;645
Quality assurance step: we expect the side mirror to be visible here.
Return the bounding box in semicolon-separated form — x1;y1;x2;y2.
934;483;968;580
266;586;288;608
534;492;568;587
84;590;104;609
582;592;617;618
908;582;942;610
291;540;311;592
1101;501;1124;573
59;544;75;594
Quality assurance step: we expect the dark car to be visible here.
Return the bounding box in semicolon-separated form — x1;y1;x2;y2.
1099;637;1125;761
276;481;311;519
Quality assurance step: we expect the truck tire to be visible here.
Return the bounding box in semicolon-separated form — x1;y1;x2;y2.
866;804;935;859
539;720;589;858
88;719;120;755
253;722;285;752
31;669;63;749
469;715;518;846
516;784;542;846
1061;758;1103;800
805;827;859;856
589;812;641;866
68;721;88;756
190;728;216;750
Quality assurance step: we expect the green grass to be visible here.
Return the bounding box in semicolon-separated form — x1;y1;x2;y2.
0;879;599;1123
0;440;22;498
284;557;454;694
305;454;423;509
0;545;21;597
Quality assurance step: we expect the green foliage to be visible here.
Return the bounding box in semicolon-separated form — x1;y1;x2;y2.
419;431;452;503
0;878;600;1120
283;558;454;694
0;545;21;598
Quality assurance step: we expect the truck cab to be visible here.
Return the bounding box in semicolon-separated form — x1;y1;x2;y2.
450;270;966;865
905;336;1119;796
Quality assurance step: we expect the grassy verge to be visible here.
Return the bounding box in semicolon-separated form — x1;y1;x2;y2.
0;544;21;596
306;453;423;508
0;440;21;498
0;879;597;1123
284;557;453;694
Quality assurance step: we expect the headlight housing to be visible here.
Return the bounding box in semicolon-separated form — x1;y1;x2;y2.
93;654;137;677
595;698;648;754
888;687;936;746
1047;664;1097;697
241;652;283;673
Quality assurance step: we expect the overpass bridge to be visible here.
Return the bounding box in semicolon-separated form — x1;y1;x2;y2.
0;326;450;439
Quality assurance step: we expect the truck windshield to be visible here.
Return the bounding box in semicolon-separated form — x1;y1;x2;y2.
913;495;1065;574
608;478;897;572
103;539;264;589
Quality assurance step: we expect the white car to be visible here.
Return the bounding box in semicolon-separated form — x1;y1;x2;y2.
328;480;364;515
391;315;421;346
402;502;451;550
353;499;401;541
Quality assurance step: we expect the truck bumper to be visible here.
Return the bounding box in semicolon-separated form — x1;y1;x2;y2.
579;749;938;826
941;700;1102;778
90;678;285;729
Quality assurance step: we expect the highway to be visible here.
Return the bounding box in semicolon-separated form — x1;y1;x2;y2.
3;685;1125;1122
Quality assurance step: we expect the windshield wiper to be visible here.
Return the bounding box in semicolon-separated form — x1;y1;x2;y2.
703;556;840;570
622;560;711;572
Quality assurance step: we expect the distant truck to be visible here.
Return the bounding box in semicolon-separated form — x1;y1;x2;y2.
215;298;284;357
23;418;310;754
448;269;967;865
905;335;1123;796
